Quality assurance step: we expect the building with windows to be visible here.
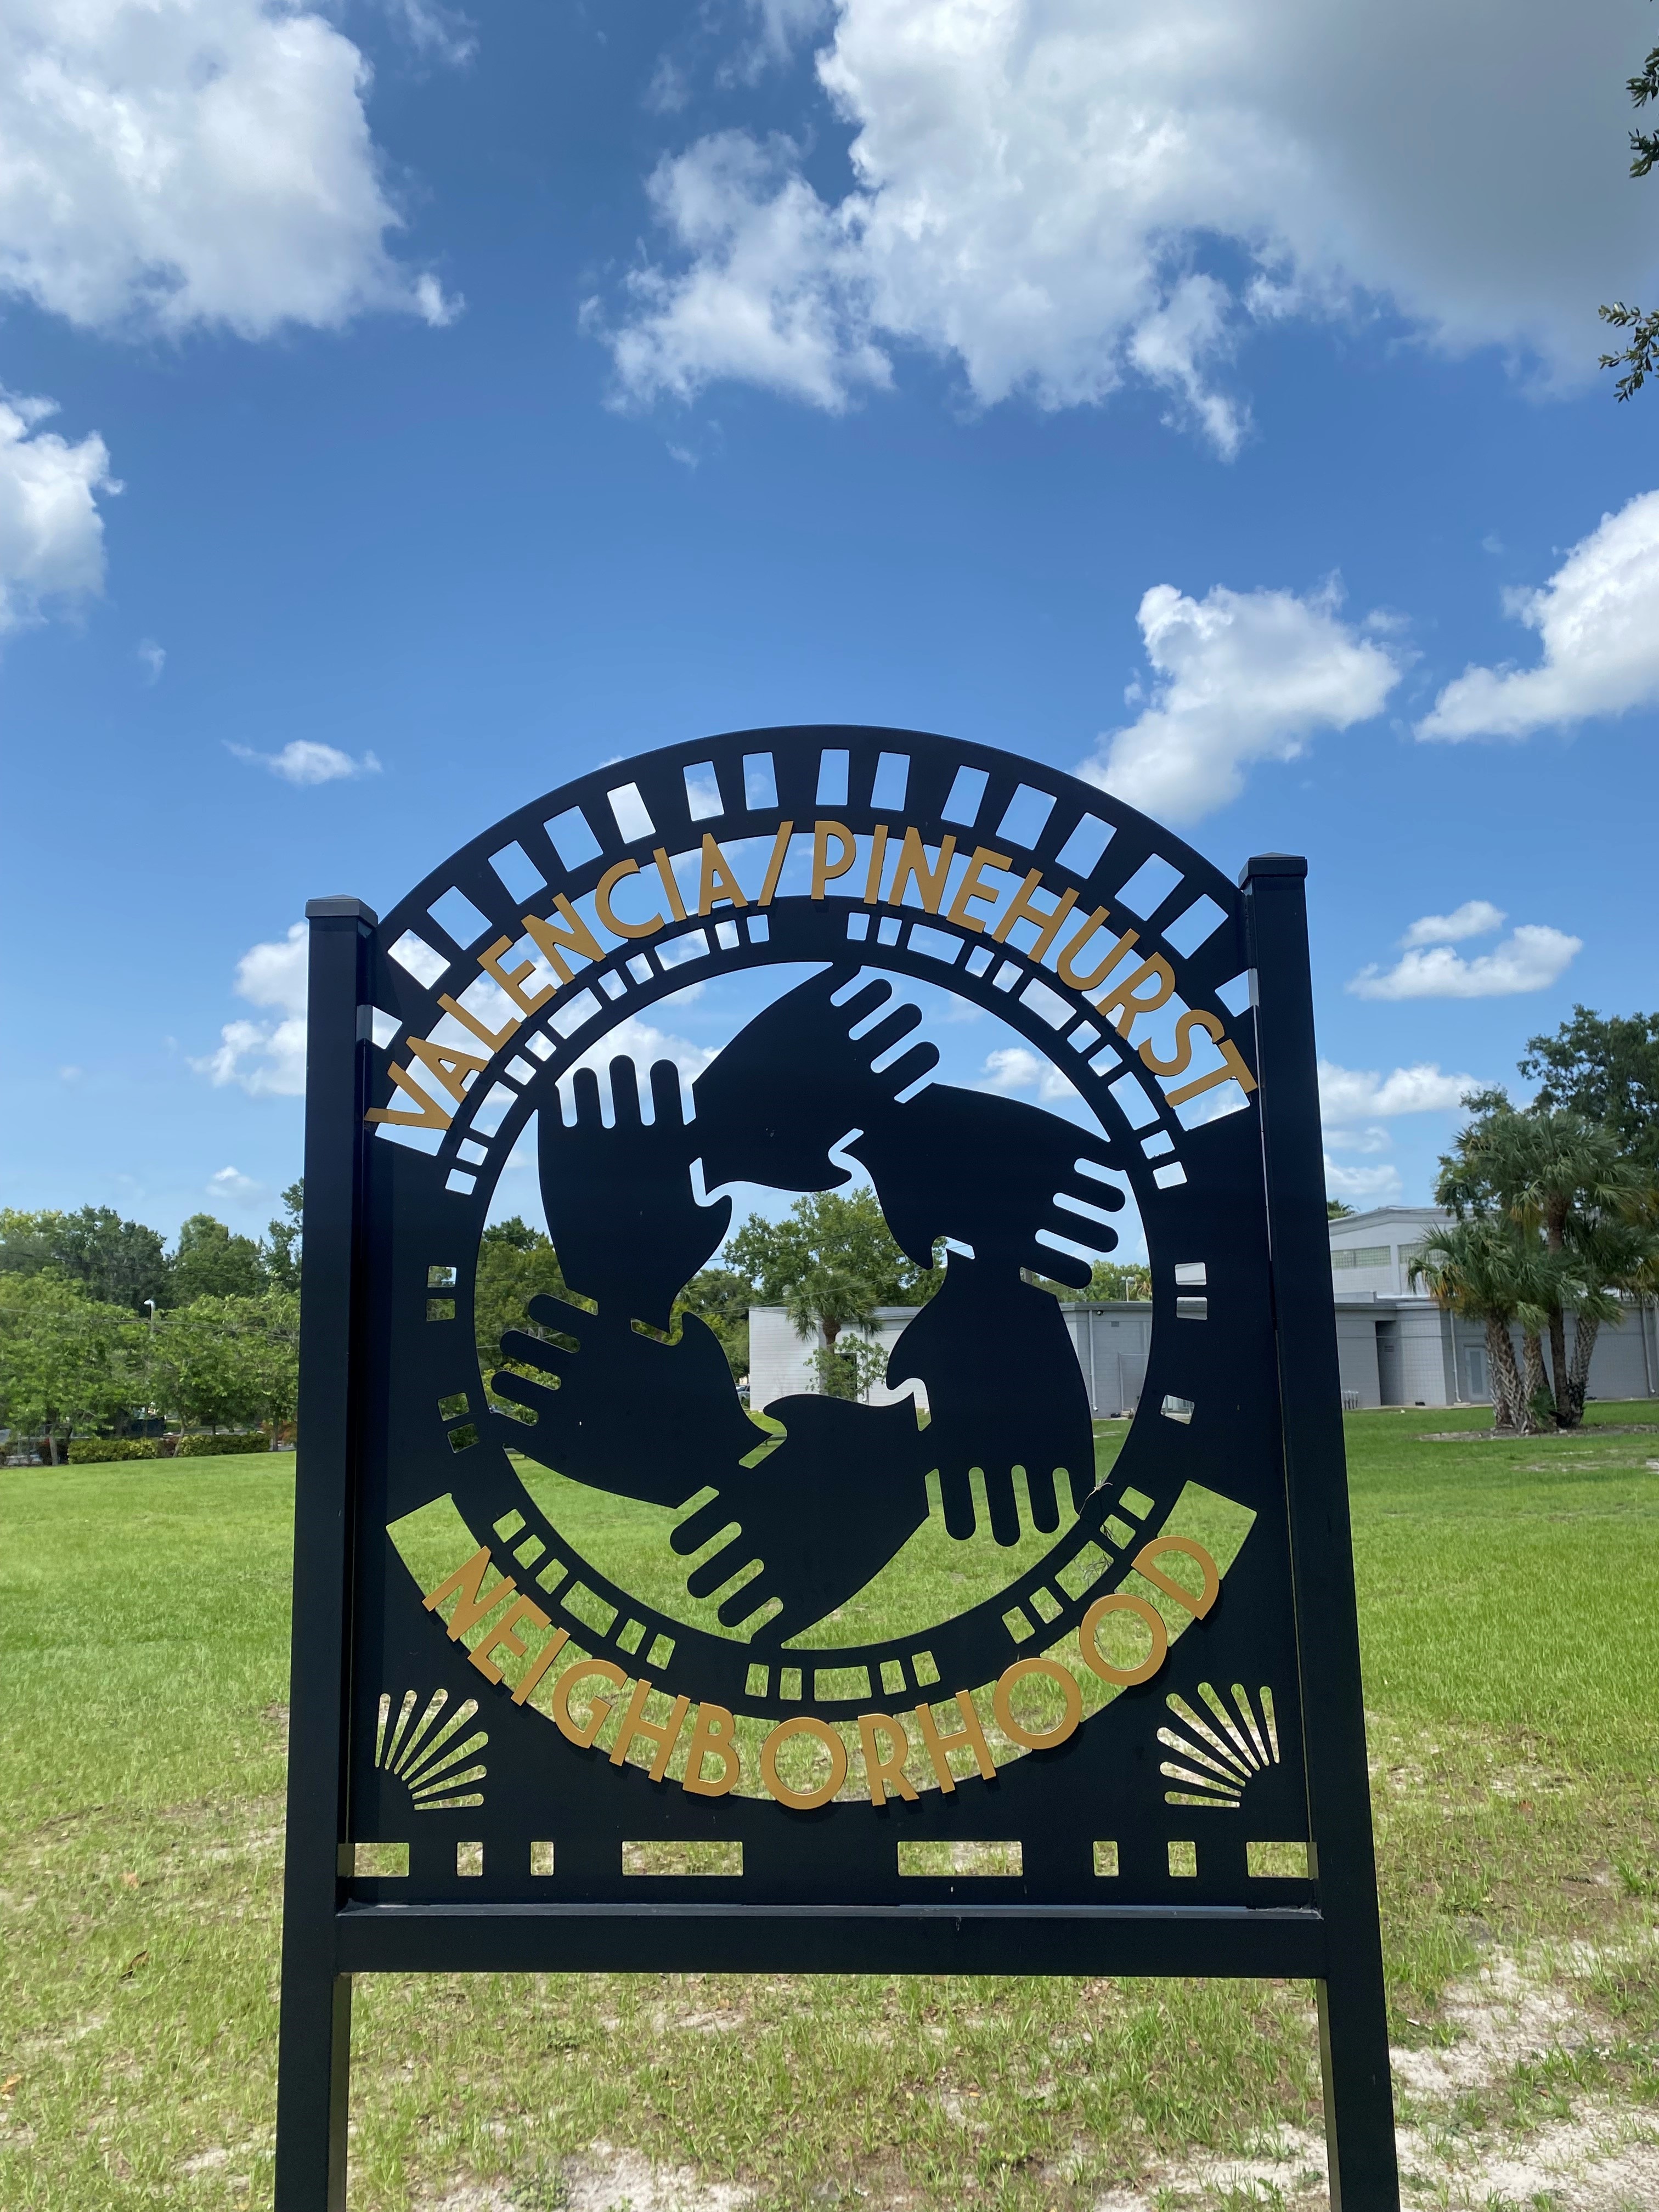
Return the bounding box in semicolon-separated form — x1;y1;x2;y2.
747;1202;1659;1418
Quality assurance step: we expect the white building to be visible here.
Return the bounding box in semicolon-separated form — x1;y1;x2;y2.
747;1203;1659;1417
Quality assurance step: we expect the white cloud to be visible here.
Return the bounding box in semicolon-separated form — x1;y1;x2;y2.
1324;1156;1403;1204
194;922;308;1096
1348;926;1581;1001
137;637;165;683
975;1043;1075;1104
1322;1126;1392;1155
1080;580;1400;823
0;0;455;338
563;1015;718;1119
1317;1060;1482;1120
1417;489;1659;741
209;1165;261;1200
227;740;381;785
0;392;115;634
602;0;1655;437
1400;899;1505;947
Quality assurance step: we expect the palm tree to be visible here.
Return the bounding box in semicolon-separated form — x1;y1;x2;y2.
1409;1220;1540;1434
1439;1103;1651;1428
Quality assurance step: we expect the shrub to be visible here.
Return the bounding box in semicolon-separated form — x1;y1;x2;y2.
67;1437;159;1464
173;1432;273;1457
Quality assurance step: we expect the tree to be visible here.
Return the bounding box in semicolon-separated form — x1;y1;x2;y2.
0;1273;146;1462
1598;12;1659;398
0;1205;170;1311
1438;1098;1653;1427
1408;1220;1541;1434
170;1214;268;1304
472;1218;574;1402
266;1181;304;1293
675;1267;755;1380
727;1189;938;1316
1327;1199;1355;1220
1520;1007;1659;1167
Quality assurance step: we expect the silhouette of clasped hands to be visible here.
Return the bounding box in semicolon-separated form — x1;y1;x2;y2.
494;968;1124;1643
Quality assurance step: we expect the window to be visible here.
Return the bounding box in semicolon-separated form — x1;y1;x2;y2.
1331;1245;1389;1270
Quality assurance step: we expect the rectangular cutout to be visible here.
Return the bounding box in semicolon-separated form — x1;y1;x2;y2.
1103;1515;1135;1547
513;1533;546;1566
439;1392;471;1421
456;1841;483;1877
545;805;602;870
426;1298;455;1322
428;1264;456;1288
1153;1161;1188;1189
1020;978;1072;1029
1056;1542;1110;1598
909;923;962;964
1216;970;1251;1015
683;761;723;819
1107;1070;1160;1129
911;1649;939;1686
879;1658;906;1696
744;1663;770;1698
353;1842;408;1877
1053;814;1113;877
816;749;849;805
1160;1395;1195;1425
388;930;448;988
531;1840;555;1876
814;1664;871;1701
623;1841;743;1876
1173;1262;1206;1287
429;887;493;949
1248;1840;1310;1879
899;1841;1023;1877
447;1423;479;1453
1001;1605;1035;1643
1115;854;1183;917
778;1667;802;1700
743;753;777;810
658;931;709;968
996;783;1057;849
1164;894;1228;957
1119;1486;1154;1517
1176;1296;1207;1321
444;1170;476;1196
941;764;989;825
846;911;871;940
607;783;654;842
871;751;909;809
1093;1840;1119;1878
489;842;544;902
1168;1839;1198;1878
645;1633;675;1669
561;1582;619;1637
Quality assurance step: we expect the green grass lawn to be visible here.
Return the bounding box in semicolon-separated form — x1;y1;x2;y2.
2;1407;1657;2208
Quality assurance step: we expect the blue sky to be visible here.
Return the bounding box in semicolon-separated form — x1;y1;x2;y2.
2;0;1657;1244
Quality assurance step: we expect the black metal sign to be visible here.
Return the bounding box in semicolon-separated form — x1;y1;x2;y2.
275;727;1398;2209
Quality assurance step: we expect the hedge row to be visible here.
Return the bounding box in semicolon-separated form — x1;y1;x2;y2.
65;1433;289;1464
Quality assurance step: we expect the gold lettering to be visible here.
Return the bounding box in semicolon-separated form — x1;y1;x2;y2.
551;1659;627;1748
856;1712;917;1806
862;822;889;902
1131;1536;1221;1620
991;870;1078;960
991;1657;1082;1750
944;846;1011;933
1138;1008;1225;1079
510;1624;571;1705
652;847;689;923
697;835;748;915
1079;1593;1169;1686
469;1593;551;1684
1165;1036;1259;1105
479;935;555;1016
608;1677;692;1782
403;1034;488;1106
759;1716;849;1809
811;820;857;900
1095;952;1176;1037
757;821;794;904
912;1692;996;1791
422;1547;517;1640
595;859;665;940
887;826;957;914
437;992;520;1054
522;895;606;983
682;1702;742;1796
365;1063;454;1130
1056;910;1139;992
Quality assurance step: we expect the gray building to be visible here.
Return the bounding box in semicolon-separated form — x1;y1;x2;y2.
747;1202;1659;1417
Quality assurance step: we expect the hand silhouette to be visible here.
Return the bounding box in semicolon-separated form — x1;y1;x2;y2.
693;968;938;1196
668;1393;935;1644
850;1084;1124;1286
494;1297;759;1506
540;1057;730;1331
886;1258;1096;1545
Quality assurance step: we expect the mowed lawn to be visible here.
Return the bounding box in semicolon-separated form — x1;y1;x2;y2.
2;1409;1657;2209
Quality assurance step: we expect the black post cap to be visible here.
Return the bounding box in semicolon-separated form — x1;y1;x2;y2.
304;896;380;924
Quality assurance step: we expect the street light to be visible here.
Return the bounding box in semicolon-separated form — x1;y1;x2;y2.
143;1300;157;1435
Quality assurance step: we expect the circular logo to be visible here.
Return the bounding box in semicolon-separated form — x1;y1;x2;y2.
369;730;1257;1773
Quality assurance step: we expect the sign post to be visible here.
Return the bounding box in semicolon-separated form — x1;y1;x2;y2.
274;729;1397;2210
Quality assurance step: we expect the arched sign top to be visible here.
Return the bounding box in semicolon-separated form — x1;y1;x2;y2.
274;724;1399;2212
